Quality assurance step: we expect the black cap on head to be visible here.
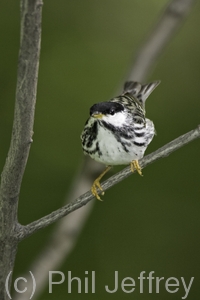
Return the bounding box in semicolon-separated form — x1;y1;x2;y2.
90;102;124;116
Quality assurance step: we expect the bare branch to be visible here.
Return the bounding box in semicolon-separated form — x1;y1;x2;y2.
0;0;43;298
1;0;42;200
14;204;94;300
12;1;197;299
128;0;196;81
16;125;200;241
13;159;98;300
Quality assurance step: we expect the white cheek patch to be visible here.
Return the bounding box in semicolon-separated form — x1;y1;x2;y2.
102;112;126;127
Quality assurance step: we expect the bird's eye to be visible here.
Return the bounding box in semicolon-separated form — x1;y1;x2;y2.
109;108;115;115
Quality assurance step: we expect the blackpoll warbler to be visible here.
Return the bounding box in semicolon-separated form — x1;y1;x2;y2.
81;80;160;200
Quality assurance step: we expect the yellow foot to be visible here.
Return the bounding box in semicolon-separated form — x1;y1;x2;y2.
91;166;111;201
91;179;104;201
130;160;143;176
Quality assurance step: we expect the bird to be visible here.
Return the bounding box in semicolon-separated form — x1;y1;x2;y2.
81;80;160;200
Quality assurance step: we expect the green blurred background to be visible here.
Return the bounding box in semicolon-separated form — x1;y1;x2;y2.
1;0;200;299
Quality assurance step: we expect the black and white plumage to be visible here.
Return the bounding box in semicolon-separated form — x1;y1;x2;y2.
81;80;160;200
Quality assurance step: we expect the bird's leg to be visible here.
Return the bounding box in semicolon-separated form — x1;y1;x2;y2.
91;166;111;201
130;160;143;176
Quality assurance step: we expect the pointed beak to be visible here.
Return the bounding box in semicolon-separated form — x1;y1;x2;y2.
91;112;104;119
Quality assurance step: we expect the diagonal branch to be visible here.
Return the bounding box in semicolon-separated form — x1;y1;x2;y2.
16;125;200;241
13;0;197;299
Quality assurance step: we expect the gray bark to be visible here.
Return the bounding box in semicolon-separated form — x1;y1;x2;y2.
0;0;198;299
0;0;43;299
16;125;200;240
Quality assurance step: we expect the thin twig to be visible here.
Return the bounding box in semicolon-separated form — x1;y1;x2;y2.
16;125;200;241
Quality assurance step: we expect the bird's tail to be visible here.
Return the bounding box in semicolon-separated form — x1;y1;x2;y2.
123;80;160;106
